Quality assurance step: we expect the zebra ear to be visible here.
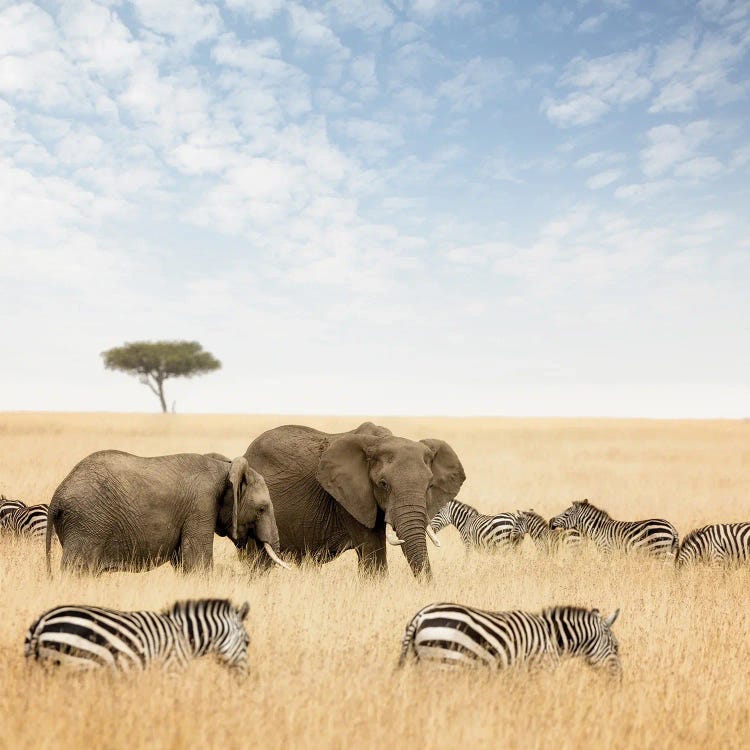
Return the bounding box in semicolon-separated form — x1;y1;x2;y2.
591;608;600;616
238;602;250;620
604;609;620;628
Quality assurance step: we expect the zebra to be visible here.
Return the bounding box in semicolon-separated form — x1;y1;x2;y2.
0;496;26;523
0;503;48;540
429;499;519;549
398;602;621;679
676;524;750;566
25;599;250;675
509;509;581;551
549;499;678;558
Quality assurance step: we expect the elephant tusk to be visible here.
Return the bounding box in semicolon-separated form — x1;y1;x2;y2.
426;527;441;547
385;523;405;546
263;542;292;570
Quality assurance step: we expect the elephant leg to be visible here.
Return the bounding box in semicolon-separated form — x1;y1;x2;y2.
61;540;103;575
179;523;214;573
355;539;388;577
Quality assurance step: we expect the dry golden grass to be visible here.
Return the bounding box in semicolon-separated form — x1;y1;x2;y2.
1;412;749;749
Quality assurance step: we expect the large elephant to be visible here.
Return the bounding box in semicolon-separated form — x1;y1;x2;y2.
244;422;465;578
45;450;289;574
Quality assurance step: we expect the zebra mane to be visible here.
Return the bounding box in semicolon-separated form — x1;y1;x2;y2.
451;499;479;515
679;526;706;547
541;605;600;620
165;598;235;617
520;509;547;523
577;500;610;519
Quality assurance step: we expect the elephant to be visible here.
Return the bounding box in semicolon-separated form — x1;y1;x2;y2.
243;422;466;578
45;450;289;575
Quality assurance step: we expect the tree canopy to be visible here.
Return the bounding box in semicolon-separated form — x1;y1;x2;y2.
102;340;221;412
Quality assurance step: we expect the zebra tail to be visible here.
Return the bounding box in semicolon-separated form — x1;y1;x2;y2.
397;617;419;668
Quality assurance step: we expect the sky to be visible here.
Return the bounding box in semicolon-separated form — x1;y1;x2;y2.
1;0;749;418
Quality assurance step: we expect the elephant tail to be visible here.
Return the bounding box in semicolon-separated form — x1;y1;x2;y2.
45;503;59;577
397;615;420;668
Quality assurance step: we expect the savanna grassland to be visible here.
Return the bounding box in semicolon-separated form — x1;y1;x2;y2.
1;412;749;750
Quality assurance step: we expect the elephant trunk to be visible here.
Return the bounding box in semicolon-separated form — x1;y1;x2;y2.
391;500;431;580
255;510;288;569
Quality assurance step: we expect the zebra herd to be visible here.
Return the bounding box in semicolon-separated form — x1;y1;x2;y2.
4;491;750;678
430;497;750;564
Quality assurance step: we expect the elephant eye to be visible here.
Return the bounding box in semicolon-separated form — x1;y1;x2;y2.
378;479;388;490
257;506;266;514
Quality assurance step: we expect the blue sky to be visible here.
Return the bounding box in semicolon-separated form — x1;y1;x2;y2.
1;0;749;417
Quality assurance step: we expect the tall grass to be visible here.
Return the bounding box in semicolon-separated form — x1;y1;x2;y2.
1;413;749;749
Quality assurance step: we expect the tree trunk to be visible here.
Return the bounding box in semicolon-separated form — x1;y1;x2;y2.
157;379;167;413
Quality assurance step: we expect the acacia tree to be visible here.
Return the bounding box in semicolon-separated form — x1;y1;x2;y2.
102;341;221;413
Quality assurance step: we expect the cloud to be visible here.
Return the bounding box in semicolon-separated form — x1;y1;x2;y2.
673;156;723;180
224;0;284;20
640;120;714;177
578;13;607;33
409;0;482;21
543;48;651;126
437;56;513;110
586;169;623;189
131;0;223;47
287;3;350;58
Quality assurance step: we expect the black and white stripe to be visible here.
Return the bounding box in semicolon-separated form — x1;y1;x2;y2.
550;499;678;558
510;509;581;551
0;501;48;540
0;497;26;522
25;599;250;674
677;523;750;566
429;500;518;549
398;602;621;678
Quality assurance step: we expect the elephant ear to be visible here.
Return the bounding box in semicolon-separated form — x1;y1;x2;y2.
316;434;379;528
227;457;252;539
352;422;392;438
420;439;466;520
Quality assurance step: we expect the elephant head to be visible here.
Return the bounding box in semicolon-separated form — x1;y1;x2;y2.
216;457;289;570
316;433;465;578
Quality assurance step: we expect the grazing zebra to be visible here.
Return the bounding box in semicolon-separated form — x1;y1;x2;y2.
429;500;519;549
676;524;750;566
510;509;581;551
0;503;48;539
398;602;621;679
25;599;250;675
549;499;678;558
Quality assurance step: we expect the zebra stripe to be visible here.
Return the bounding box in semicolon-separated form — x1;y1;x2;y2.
429;500;518;549
509;510;581;551
0;504;48;539
549;499;678;557
25;599;250;674
0;497;26;523
399;602;621;678
677;523;750;566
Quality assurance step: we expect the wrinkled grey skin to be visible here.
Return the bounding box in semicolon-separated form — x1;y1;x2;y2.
46;450;281;575
244;422;465;579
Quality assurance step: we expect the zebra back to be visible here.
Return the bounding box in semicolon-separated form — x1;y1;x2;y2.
677;523;750;566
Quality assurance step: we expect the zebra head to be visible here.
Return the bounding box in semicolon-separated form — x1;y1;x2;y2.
429;499;478;534
169;599;251;677
549;499;597;531
544;606;622;680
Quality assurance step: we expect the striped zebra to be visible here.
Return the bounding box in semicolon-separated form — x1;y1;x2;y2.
676;524;750;566
509;509;581;551
0;496;26;522
398;602;621;679
429;499;519;549
0;501;48;540
25;599;250;675
549;499;678;558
